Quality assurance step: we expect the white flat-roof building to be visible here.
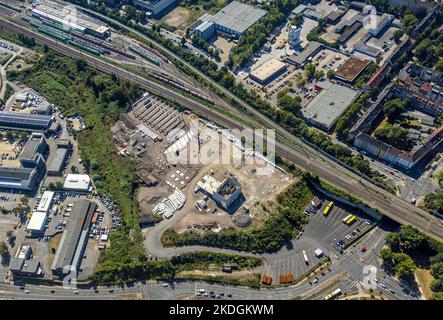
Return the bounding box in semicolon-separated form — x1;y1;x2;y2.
63;174;91;191
36;191;55;214
26;211;48;235
249;58;288;85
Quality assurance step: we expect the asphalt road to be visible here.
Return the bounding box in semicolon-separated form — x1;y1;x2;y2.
0;13;442;244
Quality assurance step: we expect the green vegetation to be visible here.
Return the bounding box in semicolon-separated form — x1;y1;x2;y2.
170;252;261;272
354;61;378;89
424;192;443;214
413;24;443;70
12;51;148;278
0;241;8;256
91;250;261;285
277;89;301;114
191;35;220;61
382;98;408;122
393;29;405;43
334;90;375;139
380;225;443;299
162;178;312;253
437;171;443;188
374;124;413;151
402;12;419;34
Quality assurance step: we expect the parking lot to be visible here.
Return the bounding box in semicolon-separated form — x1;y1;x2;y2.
310;197;376;252
261;195;377;285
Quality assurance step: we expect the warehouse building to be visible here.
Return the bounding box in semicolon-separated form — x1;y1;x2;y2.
0;167;39;191
301;80;359;131
26;190;54;236
193;19;216;41
286;41;322;67
0;111;53;132
63;174;91;192
132;0;177;17
190;1;267;39
9;257;42;277
47;139;72;176
26;211;48;236
51;200;96;275
249;58;287;85
335;56;370;84
0;133;48;191
211;1;267;37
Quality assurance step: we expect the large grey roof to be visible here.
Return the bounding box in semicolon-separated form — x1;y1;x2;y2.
0;111;52;130
211;1;267;34
301;81;359;130
286;41;322;66
0;167;34;180
47;148;68;174
51;200;95;273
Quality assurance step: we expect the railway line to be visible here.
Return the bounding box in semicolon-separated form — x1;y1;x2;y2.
0;13;442;242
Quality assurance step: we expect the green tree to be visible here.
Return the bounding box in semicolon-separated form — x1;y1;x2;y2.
374;125;412;150
383;98;407;121
393;29;404;43
0;241;8;256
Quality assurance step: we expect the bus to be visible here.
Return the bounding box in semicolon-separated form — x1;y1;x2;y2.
323;201;334;216
346;215;357;225
342;214;353;223
324;288;342;300
302;250;309;265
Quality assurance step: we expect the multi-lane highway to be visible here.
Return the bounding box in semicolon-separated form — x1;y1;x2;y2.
0;11;442;244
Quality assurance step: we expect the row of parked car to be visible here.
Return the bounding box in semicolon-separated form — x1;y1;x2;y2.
99;194;122;229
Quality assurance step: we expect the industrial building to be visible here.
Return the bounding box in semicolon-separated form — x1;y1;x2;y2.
196;174;242;209
0;111;53;132
63;174;91;192
26;191;55;236
301;80;359;131
335;56;370;84
193;19;216;41
190;1;267;39
47;139;72;176
368;13;393;37
31;2;111;38
249;58;287;85
9;257;42;277
51;200;96;275
0;133;48;191
132;0;177;17
286;41;322;67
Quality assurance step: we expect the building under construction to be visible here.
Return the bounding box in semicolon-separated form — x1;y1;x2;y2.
132;93;187;138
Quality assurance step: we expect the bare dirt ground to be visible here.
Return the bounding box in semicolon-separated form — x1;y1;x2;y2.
6;58;32;72
155;6;193;35
213;37;235;65
416;268;434;300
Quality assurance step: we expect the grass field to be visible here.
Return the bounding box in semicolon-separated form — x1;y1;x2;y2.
416;268;434;300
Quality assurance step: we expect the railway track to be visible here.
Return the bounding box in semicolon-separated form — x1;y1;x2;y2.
1;14;442;241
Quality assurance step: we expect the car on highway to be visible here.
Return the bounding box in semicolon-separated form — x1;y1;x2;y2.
24;290;30;294
74;290;79;294
380;283;387;289
162;283;169;287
